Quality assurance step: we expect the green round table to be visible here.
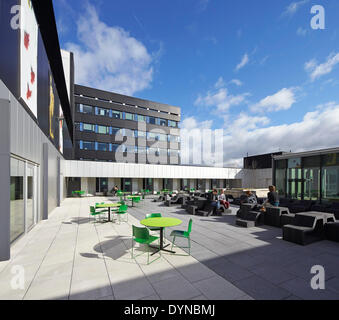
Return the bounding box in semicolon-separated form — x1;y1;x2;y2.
140;217;182;254
96;203;121;222
126;195;141;207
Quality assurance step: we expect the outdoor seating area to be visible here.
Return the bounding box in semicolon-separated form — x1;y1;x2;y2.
234;202;338;246
1;195;339;300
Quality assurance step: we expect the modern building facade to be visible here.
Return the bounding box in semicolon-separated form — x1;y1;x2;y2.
0;0;73;261
73;84;181;165
273;148;339;202
0;0;248;262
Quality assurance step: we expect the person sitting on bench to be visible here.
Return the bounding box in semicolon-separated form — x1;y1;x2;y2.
263;185;279;209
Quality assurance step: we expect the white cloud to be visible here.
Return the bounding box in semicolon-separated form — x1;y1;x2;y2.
214;77;226;89
305;53;339;81
297;27;307;36
251;87;297;113
197;0;210;12
195;79;249;112
65;4;154;96
181;102;339;167
230;79;243;86
235;53;249;71
181;117;212;130
283;0;309;16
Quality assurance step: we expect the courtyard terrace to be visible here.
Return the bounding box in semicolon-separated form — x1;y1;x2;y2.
0;197;339;300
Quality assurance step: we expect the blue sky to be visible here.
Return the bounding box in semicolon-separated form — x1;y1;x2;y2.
54;0;339;166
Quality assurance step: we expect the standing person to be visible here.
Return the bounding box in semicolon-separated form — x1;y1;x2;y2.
264;186;279;208
112;185;118;196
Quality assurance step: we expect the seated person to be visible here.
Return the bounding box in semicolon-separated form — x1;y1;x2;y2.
263;185;280;208
210;189;221;211
218;189;229;208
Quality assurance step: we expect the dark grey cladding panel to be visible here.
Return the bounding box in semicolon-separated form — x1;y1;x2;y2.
74;84;181;119
74;149;179;166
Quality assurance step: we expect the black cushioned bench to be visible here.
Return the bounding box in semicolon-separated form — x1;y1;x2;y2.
325;222;339;242
264;207;290;227
283;213;329;245
236;204;263;228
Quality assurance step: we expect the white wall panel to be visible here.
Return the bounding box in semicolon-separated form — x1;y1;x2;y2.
63;160;243;180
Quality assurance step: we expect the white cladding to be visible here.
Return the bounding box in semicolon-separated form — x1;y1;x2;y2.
62;160;242;179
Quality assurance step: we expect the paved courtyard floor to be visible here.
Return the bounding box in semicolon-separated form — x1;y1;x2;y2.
0;197;339;300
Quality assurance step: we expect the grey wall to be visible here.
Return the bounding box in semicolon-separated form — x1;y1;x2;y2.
0;97;11;260
0;80;66;260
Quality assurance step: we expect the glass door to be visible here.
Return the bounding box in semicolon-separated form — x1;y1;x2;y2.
10;158;25;243
287;158;302;199
26;164;35;230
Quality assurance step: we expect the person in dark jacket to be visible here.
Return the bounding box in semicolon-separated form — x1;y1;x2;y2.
264;185;279;207
210;189;221;210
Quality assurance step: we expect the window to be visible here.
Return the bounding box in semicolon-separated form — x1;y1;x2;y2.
147;116;157;125
82;141;95;151
97;107;110;117
287;158;302;199
168;120;177;128
96;178;108;193
147;132;157;141
125;113;134;121
74;122;81;131
112;144;120;152
137;146;147;154
83;123;95;133
77;104;94;115
124;129;134;137
168;135;180;143
135;114;146;122
159;148;167;156
303;156;321;200
97;125;109;135
112;110;122;119
159;118;167;126
322;153;339;202
10;158;25;242
126;145;136;153
97;142;109;152
158;134;167;142
135;131;147;138
168;149;179;157
147;147;159;156
112;127;123;136
275;160;286;198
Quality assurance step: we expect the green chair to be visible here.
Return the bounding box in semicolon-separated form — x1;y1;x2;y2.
115;204;128;224
89;206;107;222
133;196;141;205
170;219;193;255
131;225;161;265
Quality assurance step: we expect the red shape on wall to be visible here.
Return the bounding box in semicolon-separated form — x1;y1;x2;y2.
24;31;30;50
31;67;35;84
26;83;32;100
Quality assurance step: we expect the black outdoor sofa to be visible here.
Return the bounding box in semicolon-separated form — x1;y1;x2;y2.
164;194;187;206
235;203;264;228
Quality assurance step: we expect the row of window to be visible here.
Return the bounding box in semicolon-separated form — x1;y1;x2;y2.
77;140;180;156
75;94;180;117
75;122;180;143
76;104;179;128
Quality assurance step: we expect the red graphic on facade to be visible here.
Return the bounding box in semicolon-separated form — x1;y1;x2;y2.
31;67;35;84
24;31;30;50
26;83;32;100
